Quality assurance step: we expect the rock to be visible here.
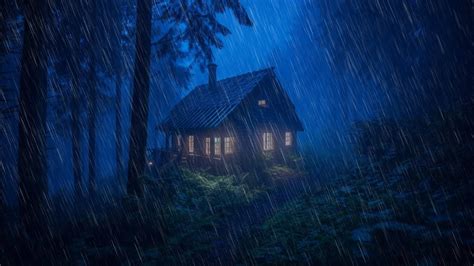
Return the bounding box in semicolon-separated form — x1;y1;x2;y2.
352;245;369;260
361;209;393;220
352;227;372;242
394;191;411;200
143;248;161;260
340;185;353;194
391;162;411;176
367;199;384;209
373;221;428;238
387;175;402;186
429;214;451;224
353;221;429;244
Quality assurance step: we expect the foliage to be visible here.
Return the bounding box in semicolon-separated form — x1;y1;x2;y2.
139;168;263;263
156;0;252;70
264;164;304;182
352;99;474;161
317;0;471;113
238;103;474;264
165;168;264;213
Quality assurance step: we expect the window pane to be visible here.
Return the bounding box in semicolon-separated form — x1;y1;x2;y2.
263;132;273;151
205;137;211;155
188;135;194;153
224;137;235;154
214;137;221;155
285;132;292;146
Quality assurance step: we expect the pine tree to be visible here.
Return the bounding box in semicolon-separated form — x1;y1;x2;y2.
87;0;98;198
17;0;52;236
127;0;153;197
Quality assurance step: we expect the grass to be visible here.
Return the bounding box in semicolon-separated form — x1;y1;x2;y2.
130;167;268;263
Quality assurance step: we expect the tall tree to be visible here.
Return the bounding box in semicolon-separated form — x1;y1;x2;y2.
17;0;52;236
87;0;98;197
52;0;88;199
71;1;87;200
115;62;124;182
113;0;135;186
0;0;22;230
127;0;153;197
126;0;252;197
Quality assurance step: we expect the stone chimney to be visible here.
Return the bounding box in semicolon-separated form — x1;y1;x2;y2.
208;63;217;90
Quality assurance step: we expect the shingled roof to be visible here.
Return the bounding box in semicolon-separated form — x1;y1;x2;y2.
160;68;275;130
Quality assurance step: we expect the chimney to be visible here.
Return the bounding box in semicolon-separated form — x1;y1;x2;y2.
208;63;217;90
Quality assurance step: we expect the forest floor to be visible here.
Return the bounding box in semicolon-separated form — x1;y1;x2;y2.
207;169;318;262
1;103;473;265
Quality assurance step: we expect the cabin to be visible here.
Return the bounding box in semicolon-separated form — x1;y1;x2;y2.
157;64;303;172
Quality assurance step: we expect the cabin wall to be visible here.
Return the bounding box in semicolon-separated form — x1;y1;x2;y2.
227;74;300;165
163;121;298;173
163;122;244;173
243;124;297;163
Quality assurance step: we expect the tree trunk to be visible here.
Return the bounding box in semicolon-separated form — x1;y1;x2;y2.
115;72;123;183
87;62;97;198
0;162;5;229
70;1;84;200
71;79;83;199
87;0;97;198
127;0;152;197
17;0;50;237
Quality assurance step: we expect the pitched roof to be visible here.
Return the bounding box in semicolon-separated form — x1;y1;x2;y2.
160;68;274;130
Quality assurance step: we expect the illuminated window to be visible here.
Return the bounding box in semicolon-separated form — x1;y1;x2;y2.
263;132;274;151
258;99;267;107
214;137;221;156
205;137;211;155
188;135;194;153
285;132;292;146
224;137;235;154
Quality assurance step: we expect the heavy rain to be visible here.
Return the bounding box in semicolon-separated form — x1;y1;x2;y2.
1;0;472;264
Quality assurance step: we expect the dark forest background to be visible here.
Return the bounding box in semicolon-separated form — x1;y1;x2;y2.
1;0;472;264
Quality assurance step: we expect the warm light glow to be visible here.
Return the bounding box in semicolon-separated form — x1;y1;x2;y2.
263;132;274;151
205;137;211;155
188;135;194;153
214;137;221;156
224;137;235;154
285;132;292;146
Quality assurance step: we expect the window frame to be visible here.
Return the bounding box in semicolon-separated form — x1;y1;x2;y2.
285;132;292;146
224;137;235;154
205;137;211;156
263;132;274;151
188;135;194;154
214;137;221;156
258;99;268;107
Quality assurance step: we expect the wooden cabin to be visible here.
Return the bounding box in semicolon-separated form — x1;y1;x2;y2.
158;65;303;171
